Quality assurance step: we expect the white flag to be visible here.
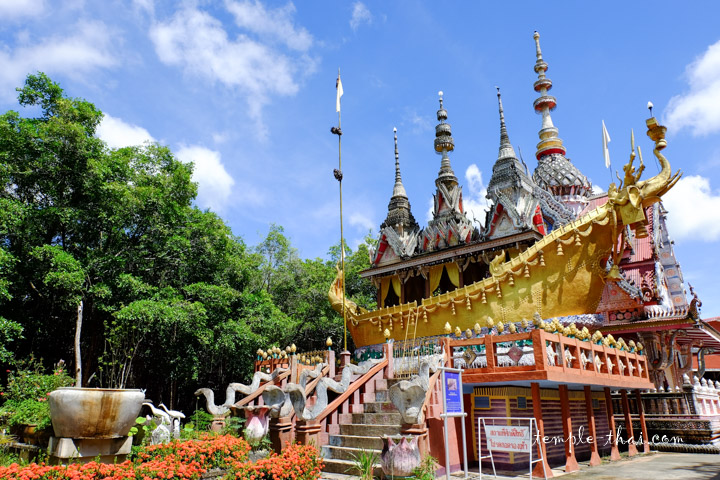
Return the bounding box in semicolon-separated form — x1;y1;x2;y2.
336;73;343;113
602;120;611;168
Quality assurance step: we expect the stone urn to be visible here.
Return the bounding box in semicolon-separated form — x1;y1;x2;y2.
381;435;421;478
48;388;145;438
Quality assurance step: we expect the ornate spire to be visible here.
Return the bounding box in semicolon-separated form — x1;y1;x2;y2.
422;91;477;251
532;31;565;160
433;91;458;188
392;127;406;198
496;87;517;162
381;127;417;233
531;31;591;214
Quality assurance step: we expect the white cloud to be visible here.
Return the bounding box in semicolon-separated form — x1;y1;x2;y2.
663;175;720;242
665;39;720;136
405;110;432;135
463;164;488;227
132;0;154;17
591;184;605;194
349;211;375;232
225;0;312;51
176;145;236;212
350;2;372;31
0;0;45;18
97;114;155;149
425;196;434;222
149;5;315;124
0;20;118;101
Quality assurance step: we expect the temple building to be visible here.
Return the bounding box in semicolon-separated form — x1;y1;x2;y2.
324;30;720;474
217;31;720;480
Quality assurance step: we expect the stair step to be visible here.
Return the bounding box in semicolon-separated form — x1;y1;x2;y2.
321;458;383;477
374;390;388;402
339;423;402;437
352;412;402;425
329;435;385;450
323;444;382;462
363;401;398;413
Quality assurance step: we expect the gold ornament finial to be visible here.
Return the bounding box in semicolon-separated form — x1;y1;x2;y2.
326;337;333;347
454;326;462;338
497;321;505;333
384;328;391;339
465;328;473;338
444;322;452;334
474;323;482;335
509;322;517;334
291;343;297;353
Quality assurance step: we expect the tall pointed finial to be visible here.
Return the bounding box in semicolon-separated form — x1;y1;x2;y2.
532;31;565;160
392;127;406;197
433;90;457;188
496;87;516;161
434;90;454;154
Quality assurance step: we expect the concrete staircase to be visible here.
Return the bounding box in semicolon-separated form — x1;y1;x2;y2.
322;379;401;476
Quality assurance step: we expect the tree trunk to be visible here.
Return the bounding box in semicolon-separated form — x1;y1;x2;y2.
75;300;83;386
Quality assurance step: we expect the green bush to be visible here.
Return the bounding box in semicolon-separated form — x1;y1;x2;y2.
0;358;74;429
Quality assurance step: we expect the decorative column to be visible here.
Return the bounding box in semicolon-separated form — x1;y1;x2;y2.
604;388;621;461
634;390;650;454
620;389;638;456
583;386;601;466
295;420;322;446
383;341;394;379
268;416;293;453
559;385;579;472
531;382;553;477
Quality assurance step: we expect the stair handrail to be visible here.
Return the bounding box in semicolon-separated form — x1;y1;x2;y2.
287;364;330;423
422;365;444;420
232;369;290;408
315;357;388;424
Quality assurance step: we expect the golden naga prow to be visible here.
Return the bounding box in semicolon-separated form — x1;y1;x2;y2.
329;117;682;347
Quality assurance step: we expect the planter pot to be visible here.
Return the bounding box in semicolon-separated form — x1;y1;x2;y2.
381;436;421;478
49;388;145;439
10;424;51;447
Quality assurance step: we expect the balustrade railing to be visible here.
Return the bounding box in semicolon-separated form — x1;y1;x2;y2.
613;376;720;417
447;329;651;384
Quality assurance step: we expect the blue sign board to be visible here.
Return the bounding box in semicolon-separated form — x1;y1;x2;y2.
443;370;463;414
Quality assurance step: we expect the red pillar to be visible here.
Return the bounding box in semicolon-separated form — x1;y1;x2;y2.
531;382;553;478
635;390;650;454
621;389;638;456
559;385;579;472
604;387;621;461
583;386;601;466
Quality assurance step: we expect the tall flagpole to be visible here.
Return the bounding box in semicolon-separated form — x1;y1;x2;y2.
331;68;347;352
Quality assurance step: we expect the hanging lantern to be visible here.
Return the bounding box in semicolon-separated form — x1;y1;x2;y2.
524;265;530;278
556;243;564;256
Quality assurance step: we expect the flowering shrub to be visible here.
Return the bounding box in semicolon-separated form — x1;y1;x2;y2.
229;443;324;480
0;436;324;480
0;359;74;429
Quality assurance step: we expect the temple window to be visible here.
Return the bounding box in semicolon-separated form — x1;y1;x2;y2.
474;396;491;409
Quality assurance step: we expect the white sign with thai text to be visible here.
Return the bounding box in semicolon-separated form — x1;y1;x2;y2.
484;425;532;453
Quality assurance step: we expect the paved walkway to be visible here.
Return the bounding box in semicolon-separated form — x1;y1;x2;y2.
321;452;720;479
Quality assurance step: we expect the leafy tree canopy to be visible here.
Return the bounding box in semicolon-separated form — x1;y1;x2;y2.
0;73;376;411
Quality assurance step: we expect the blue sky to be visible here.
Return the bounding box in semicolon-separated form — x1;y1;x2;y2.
2;1;720;316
